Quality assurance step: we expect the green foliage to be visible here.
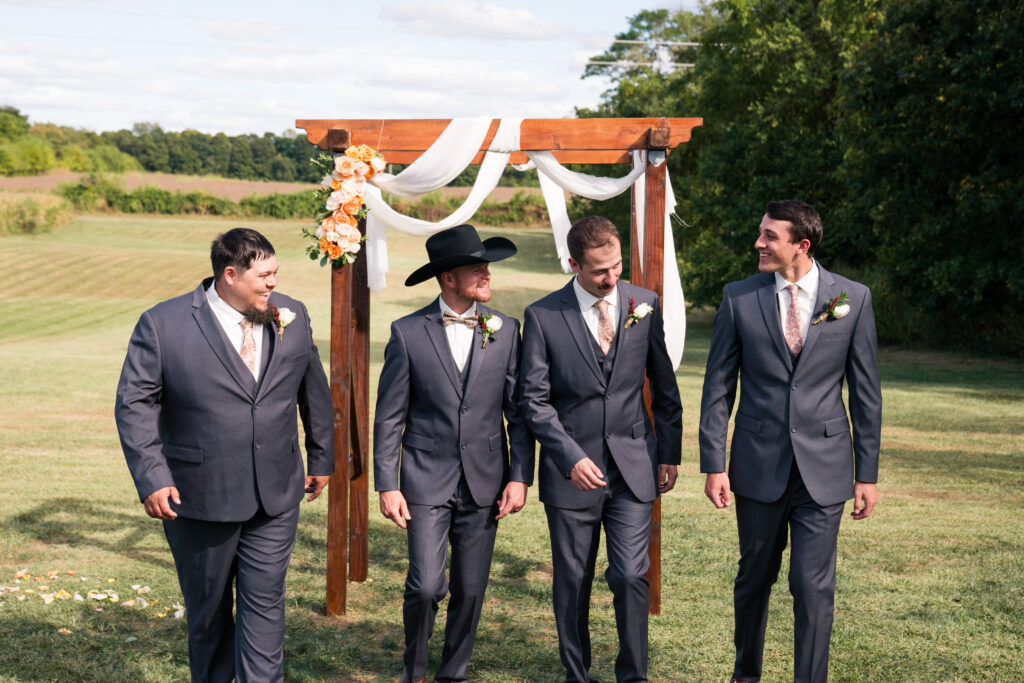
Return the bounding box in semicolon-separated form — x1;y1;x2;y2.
0;197;71;235
0;136;57;175
0;105;31;142
837;0;1024;355
239;191;321;219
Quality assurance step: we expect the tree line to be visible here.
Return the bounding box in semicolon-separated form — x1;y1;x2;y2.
578;0;1022;357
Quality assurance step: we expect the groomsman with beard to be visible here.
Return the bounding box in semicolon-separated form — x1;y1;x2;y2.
373;224;534;683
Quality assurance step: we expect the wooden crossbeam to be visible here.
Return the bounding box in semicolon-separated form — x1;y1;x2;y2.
296;118;702;164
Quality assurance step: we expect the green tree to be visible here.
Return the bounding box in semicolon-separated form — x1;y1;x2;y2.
0;106;30;142
838;0;1024;354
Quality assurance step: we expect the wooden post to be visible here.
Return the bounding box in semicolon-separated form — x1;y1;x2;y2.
630;124;670;616
326;261;352;616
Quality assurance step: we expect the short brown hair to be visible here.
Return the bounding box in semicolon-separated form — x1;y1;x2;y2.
765;200;823;256
211;228;275;280
567;215;620;263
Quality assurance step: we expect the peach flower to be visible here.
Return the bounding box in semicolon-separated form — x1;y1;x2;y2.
335;155;358;176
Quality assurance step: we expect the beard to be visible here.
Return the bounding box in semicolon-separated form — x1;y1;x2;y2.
244;307;275;325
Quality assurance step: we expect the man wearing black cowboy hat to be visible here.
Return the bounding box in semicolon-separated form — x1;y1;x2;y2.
373;223;535;683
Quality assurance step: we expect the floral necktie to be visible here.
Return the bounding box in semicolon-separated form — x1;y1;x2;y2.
239;319;257;375
784;284;803;355
595;299;614;354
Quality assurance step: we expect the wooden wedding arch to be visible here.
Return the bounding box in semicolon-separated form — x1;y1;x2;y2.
295;117;703;616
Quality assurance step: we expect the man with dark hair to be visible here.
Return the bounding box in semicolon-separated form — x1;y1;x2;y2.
115;227;334;682
374;224;534;683
520;215;682;683
700;201;882;683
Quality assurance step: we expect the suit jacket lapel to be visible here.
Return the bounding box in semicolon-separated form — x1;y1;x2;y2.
605;286;632;388
423;302;464;399
191;282;257;398
756;273;794;372
798;263;836;362
255;319;278;399
558;280;605;386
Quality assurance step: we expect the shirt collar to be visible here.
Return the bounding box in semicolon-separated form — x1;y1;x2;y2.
774;261;819;295
438;295;477;319
206;280;245;324
573;277;617;312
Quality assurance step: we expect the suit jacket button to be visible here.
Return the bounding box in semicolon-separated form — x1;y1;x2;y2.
461;407;468;414
255;443;261;449
791;427;797;433
461;443;466;449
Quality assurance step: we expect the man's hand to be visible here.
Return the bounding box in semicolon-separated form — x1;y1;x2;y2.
304;475;330;502
851;481;878;520
379;490;412;529
704;472;732;509
569;457;607;491
658;465;678;494
143;486;181;520
496;481;528;520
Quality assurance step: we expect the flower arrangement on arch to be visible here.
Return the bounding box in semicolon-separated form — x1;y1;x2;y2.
303;144;386;267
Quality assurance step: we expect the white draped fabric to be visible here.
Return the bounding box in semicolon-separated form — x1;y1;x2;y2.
362;118;687;367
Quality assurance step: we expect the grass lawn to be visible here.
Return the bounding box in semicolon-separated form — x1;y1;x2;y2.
1;215;1022;681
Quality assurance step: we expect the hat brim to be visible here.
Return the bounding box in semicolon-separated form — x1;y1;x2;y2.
404;236;517;286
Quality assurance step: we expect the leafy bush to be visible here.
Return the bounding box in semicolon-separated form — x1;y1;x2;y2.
239;191;321;219
0;197;71;235
0;137;57;175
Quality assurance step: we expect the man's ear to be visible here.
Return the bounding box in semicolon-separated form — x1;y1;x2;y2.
568;257;581;274
222;266;237;285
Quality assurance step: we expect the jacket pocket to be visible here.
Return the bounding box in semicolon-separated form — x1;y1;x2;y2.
402;431;435;451
631;420;647;439
164;444;203;464
824;416;850;437
734;413;761;434
488;433;501;451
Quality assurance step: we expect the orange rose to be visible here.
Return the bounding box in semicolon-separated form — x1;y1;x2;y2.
356;144;376;162
326;243;343;261
344;146;361;161
319;236;333;252
333;210;356;226
342;198;362;216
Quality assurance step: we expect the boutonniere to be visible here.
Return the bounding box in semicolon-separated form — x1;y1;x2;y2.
812;292;851;325
624;297;654;329
271;303;296;340
477;313;502;348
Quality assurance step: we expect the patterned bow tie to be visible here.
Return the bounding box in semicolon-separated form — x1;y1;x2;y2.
442;311;478;329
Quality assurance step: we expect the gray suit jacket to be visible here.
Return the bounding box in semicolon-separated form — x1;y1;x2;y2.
519;280;683;509
115;279;334;521
698;265;882;506
373;300;534;508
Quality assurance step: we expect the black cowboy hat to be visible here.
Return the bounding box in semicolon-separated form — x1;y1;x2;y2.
404;224;517;286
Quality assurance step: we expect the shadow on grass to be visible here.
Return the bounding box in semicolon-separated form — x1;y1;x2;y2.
6;497;174;571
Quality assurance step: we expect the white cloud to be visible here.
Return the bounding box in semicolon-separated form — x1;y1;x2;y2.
383;1;571;40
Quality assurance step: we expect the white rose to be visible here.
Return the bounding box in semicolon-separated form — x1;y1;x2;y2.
634;303;654;318
832;303;850;319
320;173;335;190
486;316;503;331
371;156;387;173
277;307;296;328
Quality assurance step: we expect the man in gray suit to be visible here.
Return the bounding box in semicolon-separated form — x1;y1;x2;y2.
519;216;683;683
115;228;334;682
699;200;882;683
373;224;534;683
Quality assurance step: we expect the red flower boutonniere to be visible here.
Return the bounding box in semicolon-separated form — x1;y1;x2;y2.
477;313;502;348
812;292;851;325
624;297;654;329
270;303;296;340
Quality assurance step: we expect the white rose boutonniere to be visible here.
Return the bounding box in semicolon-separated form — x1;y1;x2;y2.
272;304;296;341
624;297;654;329
478;313;502;348
812;292;852;325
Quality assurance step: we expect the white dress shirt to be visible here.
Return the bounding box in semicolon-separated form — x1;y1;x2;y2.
573;277;619;346
206;282;264;380
774;262;819;349
438;296;477;372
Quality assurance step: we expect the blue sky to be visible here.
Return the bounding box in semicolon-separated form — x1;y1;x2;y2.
1;0;697;135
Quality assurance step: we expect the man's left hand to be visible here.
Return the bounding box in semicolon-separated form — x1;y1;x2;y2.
496;481;528;520
305;475;330;502
851;481;878;520
657;464;678;494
